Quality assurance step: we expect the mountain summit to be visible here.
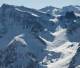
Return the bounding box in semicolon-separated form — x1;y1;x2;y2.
39;6;60;16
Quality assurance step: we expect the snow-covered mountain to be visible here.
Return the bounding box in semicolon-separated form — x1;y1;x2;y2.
39;6;60;16
39;5;80;17
60;5;80;16
0;4;80;68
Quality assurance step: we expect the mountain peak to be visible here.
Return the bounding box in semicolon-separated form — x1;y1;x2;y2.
39;6;60;16
1;4;14;8
40;6;57;9
59;5;80;16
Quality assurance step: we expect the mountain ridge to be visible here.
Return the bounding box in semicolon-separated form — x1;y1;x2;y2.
0;4;80;68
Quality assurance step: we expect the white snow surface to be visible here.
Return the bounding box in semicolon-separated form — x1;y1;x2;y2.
39;28;80;68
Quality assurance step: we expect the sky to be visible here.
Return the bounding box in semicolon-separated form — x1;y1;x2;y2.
0;0;80;9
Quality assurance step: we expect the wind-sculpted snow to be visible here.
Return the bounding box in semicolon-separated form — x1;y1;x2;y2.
0;4;80;68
